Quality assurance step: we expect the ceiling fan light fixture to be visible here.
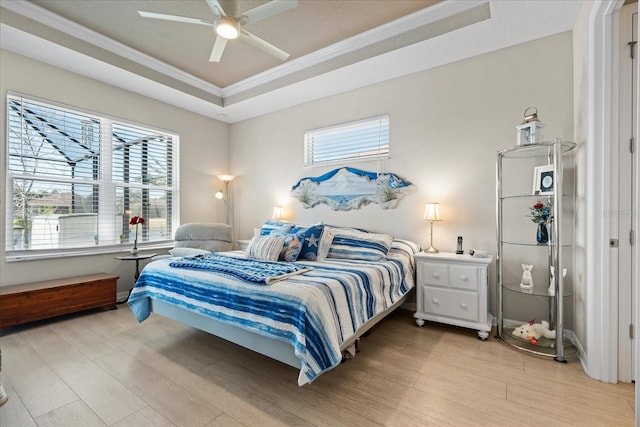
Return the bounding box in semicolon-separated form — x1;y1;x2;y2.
215;17;239;39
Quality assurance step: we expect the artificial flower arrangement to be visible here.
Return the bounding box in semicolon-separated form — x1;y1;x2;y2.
129;215;145;253
529;202;553;224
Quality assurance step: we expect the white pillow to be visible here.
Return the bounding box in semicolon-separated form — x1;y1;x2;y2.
246;235;287;261
169;247;210;257
316;227;336;261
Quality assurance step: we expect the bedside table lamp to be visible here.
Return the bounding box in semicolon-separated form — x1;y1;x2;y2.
424;202;442;253
272;206;285;221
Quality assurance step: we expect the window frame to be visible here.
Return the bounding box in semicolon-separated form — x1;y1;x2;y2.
5;92;180;261
303;114;390;168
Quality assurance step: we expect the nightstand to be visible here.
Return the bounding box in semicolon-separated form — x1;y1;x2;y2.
237;239;251;251
413;252;493;340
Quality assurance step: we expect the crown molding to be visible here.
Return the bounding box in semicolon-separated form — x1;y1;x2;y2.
2;0;488;102
222;0;490;98
1;0;224;98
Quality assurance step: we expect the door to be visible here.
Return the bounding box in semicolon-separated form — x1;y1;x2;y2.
618;2;637;383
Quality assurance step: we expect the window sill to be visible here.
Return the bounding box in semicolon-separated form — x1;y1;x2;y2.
5;243;174;263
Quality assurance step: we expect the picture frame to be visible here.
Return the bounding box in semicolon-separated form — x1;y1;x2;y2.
533;165;554;195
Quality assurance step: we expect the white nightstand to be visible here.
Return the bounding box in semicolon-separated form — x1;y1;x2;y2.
237;239;251;251
413;252;493;340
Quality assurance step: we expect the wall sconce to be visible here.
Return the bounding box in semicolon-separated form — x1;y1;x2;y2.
424;202;442;253
272;206;285;221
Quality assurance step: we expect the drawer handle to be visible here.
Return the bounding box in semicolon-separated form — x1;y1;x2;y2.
460;303;468;310
432;298;440;305
460;275;468;281
432;273;440;278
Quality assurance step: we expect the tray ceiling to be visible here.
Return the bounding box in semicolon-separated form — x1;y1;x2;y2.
28;0;441;88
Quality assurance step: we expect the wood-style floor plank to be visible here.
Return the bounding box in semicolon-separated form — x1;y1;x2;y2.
0;306;635;427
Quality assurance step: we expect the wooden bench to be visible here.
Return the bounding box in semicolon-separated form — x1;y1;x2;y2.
0;273;118;328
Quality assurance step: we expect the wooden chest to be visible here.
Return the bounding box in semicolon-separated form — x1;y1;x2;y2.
0;273;118;328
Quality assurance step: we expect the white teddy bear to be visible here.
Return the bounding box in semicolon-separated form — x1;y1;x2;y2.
512;319;556;344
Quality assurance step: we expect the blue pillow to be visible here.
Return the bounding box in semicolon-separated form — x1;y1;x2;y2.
279;233;304;262
260;220;293;236
296;225;325;261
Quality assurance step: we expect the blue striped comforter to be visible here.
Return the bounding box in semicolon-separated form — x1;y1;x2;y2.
128;245;415;385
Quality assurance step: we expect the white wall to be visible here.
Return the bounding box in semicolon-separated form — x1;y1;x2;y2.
0;49;230;294
230;32;574;316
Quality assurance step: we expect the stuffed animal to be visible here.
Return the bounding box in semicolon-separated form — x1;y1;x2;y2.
520;264;534;291
512;319;556;345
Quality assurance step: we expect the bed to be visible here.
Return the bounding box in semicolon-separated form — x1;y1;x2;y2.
127;224;419;385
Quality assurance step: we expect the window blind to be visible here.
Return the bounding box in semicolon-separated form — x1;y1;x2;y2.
304;115;389;167
6;93;179;254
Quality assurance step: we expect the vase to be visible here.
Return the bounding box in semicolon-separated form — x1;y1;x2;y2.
130;245;139;255
536;223;549;244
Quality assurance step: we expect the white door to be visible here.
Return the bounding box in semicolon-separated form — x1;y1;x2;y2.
618;2;637;383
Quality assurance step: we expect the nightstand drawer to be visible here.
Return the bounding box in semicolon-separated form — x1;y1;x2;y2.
450;265;480;291
422;287;479;322
421;262;449;287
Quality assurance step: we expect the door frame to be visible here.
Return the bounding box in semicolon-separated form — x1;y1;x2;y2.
585;0;632;384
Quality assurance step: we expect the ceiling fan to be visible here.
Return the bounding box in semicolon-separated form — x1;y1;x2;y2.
138;0;298;62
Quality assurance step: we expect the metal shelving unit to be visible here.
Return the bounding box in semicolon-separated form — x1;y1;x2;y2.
496;139;577;361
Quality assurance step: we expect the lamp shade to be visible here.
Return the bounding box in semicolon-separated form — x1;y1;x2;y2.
217;174;235;182
272;206;284;221
424;202;442;222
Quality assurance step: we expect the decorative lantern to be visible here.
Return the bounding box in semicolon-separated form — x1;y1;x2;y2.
516;107;545;145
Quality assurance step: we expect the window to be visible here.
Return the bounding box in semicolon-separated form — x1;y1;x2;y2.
6;93;179;255
304;115;389;167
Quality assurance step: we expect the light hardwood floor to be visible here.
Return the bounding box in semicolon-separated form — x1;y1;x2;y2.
0;305;635;426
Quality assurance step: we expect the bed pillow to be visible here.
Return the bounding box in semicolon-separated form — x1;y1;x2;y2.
279;233;304;262
295;224;326;261
390;238;421;255
315;227;336;261
246;235;287;261
259;220;294;236
169;247;210;257
326;228;393;261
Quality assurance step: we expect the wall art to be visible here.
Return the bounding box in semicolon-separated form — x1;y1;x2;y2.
291;167;415;211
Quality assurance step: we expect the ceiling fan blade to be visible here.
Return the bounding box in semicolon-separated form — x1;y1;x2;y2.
241;0;299;26
239;30;290;61
209;36;227;62
138;11;215;27
205;0;226;18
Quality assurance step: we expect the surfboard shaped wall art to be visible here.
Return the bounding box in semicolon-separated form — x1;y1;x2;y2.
291;167;415;211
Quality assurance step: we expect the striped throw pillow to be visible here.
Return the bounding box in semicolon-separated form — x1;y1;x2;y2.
246;235;287;261
259;220;294;236
326;229;393;261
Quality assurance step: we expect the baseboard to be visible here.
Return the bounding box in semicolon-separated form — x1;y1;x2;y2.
116;290;130;303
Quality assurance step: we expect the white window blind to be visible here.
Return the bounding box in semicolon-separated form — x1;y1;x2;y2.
6;93;179;254
304;115;389;167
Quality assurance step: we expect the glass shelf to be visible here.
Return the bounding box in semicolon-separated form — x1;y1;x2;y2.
500;240;572;248
497;141;576;159
501;324;578;358
502;281;572;298
499;193;571;200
